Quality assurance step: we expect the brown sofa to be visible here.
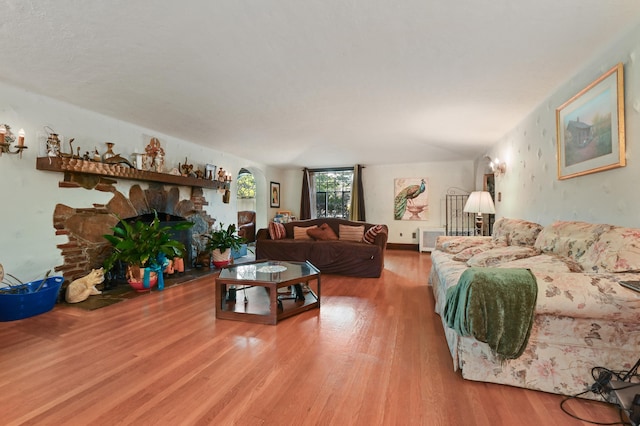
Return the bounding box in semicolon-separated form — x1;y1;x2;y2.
256;218;388;277
237;210;256;243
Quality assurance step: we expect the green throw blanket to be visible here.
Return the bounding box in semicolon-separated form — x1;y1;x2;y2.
443;267;538;360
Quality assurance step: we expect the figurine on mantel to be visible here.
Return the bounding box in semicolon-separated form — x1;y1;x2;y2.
102;142;116;161
101;142;134;168
180;157;196;177
45;127;61;157
145;137;165;173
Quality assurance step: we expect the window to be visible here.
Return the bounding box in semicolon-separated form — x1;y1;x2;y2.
313;169;353;218
237;169;256;199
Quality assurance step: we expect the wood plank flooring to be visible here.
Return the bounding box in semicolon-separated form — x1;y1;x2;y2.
0;251;625;425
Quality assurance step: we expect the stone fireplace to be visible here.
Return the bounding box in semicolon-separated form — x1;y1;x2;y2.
53;179;215;283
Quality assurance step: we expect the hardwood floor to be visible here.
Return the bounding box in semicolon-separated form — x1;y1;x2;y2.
0;251;624;425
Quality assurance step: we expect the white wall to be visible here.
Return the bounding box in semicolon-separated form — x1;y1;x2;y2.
486;23;640;227
280;161;474;244
0;82;277;282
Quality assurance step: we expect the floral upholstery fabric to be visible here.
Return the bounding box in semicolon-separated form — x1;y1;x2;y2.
452;240;507;261
533;220;612;267
429;219;640;399
497;253;583;273
453;315;640;398
492;217;544;246
435;236;492;254
584;226;640;273
465;245;540;267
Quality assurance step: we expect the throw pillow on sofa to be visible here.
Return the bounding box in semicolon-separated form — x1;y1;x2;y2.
294;225;317;240
534;221;612;265
339;224;365;242
492;217;544;246
268;222;286;240
363;224;384;244
307;223;338;241
466;246;540;267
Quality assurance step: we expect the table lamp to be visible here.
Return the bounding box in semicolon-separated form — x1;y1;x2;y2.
463;191;495;236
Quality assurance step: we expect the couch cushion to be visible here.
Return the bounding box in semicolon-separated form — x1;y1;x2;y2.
255;239;384;277
496;253;582;273
436;236;492;254
466;246;540;267
534;221;612;265
339;224;364;242
452;240;507;262
238;210;255;225
307;223;338;241
268;222;286;240
584;226;640;272
294;225;317;240
492;217;543;246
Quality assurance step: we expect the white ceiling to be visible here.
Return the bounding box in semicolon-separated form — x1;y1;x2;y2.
2;1;640;169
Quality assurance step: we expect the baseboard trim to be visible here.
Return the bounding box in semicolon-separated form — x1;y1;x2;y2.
386;243;419;251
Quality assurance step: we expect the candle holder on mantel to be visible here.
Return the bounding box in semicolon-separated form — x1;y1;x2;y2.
0;124;27;158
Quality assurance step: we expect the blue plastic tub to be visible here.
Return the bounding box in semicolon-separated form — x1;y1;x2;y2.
231;244;248;259
0;276;64;321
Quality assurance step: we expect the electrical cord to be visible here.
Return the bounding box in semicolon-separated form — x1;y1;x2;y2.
560;390;629;425
559;364;640;425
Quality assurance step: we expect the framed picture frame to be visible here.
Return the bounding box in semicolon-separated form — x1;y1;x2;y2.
270;182;280;208
205;164;217;180
556;63;625;180
393;178;428;220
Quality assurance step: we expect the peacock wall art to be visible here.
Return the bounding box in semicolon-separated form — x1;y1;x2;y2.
394;178;428;220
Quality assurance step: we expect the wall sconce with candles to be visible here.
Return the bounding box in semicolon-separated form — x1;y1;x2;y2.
484;155;506;176
217;167;232;184
0;124;27;158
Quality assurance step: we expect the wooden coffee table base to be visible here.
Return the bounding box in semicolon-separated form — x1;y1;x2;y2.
215;261;321;325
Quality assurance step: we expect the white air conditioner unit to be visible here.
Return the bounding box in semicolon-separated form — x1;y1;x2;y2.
419;228;446;252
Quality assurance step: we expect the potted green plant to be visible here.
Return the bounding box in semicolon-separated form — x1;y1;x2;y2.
103;211;193;291
202;223;246;268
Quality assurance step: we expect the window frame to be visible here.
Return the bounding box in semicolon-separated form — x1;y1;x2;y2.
310;168;353;219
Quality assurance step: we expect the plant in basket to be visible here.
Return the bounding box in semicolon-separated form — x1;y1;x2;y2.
103;211;193;291
202;223;247;268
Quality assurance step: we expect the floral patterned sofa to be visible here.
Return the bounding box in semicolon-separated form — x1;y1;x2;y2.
429;217;640;398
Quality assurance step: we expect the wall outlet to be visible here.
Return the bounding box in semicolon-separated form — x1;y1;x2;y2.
412;232;416;239
400;232;403;237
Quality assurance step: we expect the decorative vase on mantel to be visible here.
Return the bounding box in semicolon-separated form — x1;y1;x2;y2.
103;142;116;162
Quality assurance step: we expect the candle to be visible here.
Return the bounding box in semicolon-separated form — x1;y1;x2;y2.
0;125;5;145
18;129;25;147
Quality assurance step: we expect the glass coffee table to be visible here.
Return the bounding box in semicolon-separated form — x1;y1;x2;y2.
215;260;320;325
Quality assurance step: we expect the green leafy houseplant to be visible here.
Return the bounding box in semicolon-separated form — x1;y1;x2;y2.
202;223;246;254
202;223;247;268
103;211;194;281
